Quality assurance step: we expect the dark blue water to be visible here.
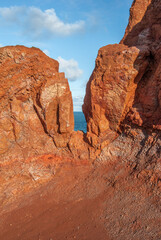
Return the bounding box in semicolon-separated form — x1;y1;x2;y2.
74;112;87;132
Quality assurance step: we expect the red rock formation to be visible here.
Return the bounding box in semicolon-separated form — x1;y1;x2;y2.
0;46;74;163
121;0;151;43
122;0;161;130
83;44;149;147
0;1;161;239
83;0;161;149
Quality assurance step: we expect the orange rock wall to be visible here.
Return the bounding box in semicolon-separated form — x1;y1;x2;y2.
121;0;151;43
0;46;74;163
83;0;161;149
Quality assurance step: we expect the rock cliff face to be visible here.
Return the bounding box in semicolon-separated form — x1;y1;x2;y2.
83;0;161;149
121;0;151;42
0;46;74;163
122;0;161;130
0;1;161;240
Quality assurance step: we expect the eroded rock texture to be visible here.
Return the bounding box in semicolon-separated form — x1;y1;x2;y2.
0;1;161;240
121;0;151;42
83;0;161;149
0;46;74;163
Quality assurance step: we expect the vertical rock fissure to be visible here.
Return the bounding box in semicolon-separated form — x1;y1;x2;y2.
33;104;48;135
8;101;24;151
57;103;60;134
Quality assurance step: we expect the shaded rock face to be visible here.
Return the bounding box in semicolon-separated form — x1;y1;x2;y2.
0;46;74;163
121;0;152;43
83;0;161;149
122;0;161;130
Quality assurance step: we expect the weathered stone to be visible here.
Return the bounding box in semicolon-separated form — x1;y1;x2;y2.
83;44;149;147
121;0;152;43
83;0;161;149
68;131;89;159
0;1;161;240
0;46;74;163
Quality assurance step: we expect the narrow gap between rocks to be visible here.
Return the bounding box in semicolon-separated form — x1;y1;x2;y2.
74;111;87;133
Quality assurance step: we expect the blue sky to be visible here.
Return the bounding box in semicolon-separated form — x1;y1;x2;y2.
0;0;133;111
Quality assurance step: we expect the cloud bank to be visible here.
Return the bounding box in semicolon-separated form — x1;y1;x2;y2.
57;56;83;81
0;6;85;37
73;96;84;111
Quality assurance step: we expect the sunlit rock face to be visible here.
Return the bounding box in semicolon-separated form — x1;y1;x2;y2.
0;46;74;163
83;0;161;149
82;44;149;147
0;1;161;240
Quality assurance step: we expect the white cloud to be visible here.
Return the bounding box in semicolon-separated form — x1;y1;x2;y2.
0;7;85;37
0;6;25;22
57;56;83;81
73;96;84;112
0;44;3;47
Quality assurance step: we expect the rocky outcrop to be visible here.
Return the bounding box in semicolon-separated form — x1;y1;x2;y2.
121;0;161;130
0;1;161;240
83;0;161;149
121;0;161;47
82;44;149;147
0;46;74;163
121;0;151;43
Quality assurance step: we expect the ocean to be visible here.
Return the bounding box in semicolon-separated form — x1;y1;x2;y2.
74;112;87;133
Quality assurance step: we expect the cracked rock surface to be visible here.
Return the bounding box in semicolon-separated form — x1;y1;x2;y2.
0;0;161;239
83;0;161;150
0;46;74;163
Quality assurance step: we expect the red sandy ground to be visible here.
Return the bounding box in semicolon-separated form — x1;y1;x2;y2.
0;152;160;240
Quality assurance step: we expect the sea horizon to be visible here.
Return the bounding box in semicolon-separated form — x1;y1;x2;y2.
74;111;87;132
